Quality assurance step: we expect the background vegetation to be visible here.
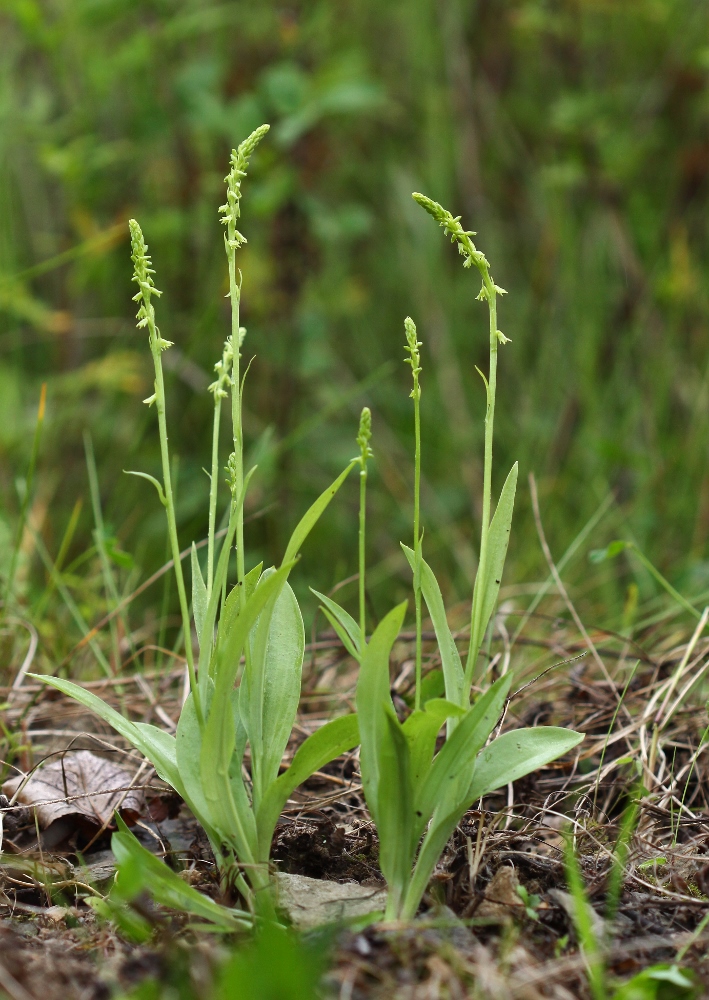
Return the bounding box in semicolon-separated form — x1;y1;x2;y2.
2;0;709;671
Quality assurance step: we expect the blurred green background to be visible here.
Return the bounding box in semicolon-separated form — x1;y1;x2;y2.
2;0;709;670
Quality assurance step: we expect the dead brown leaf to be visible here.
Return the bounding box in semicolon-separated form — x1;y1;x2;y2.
2;751;143;847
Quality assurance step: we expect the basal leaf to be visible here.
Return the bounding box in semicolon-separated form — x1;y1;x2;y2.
419;669;445;704
402;800;467;921
197;511;239;703
217;563;263;657
132;723;183;794
251;580;305;800
176;693;222;840
112;818;250;929
377;709;416;912
191;542;208;648
311;589;361;657
401;699;464;791
319;605;360;661
468;726;584;801
469;462;518;677
281;461;357;566
402;545;464;707
356;601;407;827
414;674;511;839
30;675;186;797
255;713;359;856
199;679;258;863
212;561;295;702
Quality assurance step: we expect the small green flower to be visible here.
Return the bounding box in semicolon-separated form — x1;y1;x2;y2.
219;124;270;239
129;219;172;351
412;193;508;306
208;340;234;401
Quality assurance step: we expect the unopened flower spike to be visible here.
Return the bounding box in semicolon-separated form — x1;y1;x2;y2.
356;407;373;467
225;451;238;498
404;316;422;400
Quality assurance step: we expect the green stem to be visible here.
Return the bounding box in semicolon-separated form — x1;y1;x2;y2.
228;242;245;587
359;464;367;646
149;327;201;725
207;396;222;597
413;390;423;710
465;277;497;696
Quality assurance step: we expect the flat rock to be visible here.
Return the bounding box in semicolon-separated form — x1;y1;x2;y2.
275;872;386;929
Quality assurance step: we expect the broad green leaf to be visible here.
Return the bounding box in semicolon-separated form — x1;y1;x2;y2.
198;511;238;702
201;569;293;864
191;543;208;647
31;675;141;742
468;726;585;800
377;709;416;910
232;686;247;766
403;717;581;921
469;462;518;675
250;580;305;799
281;460;357;566
356;601;407;827
402;699;464;791
132;723;183;794
217;563;263;653
112;818;250;929
419;669;445;704
199;679;258;864
30;675;186;797
414;674;511;839
319;605;360;661
212;561;295;702
196;467;255;701
256;713;359;855
402;545;464;706
311;589;361;657
176;693;221;839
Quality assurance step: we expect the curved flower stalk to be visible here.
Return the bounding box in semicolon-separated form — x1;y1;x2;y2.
411;193;517;702
220;123;270;591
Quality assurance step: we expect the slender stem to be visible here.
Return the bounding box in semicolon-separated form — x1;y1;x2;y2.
413;390;423;710
359;465;367;645
356;406;372;655
228;251;245;586
150;335;201;723
465;278;497;695
207;397;222;597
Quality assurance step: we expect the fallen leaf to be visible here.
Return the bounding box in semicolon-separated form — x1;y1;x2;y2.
3;751;143;848
476;865;524;922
